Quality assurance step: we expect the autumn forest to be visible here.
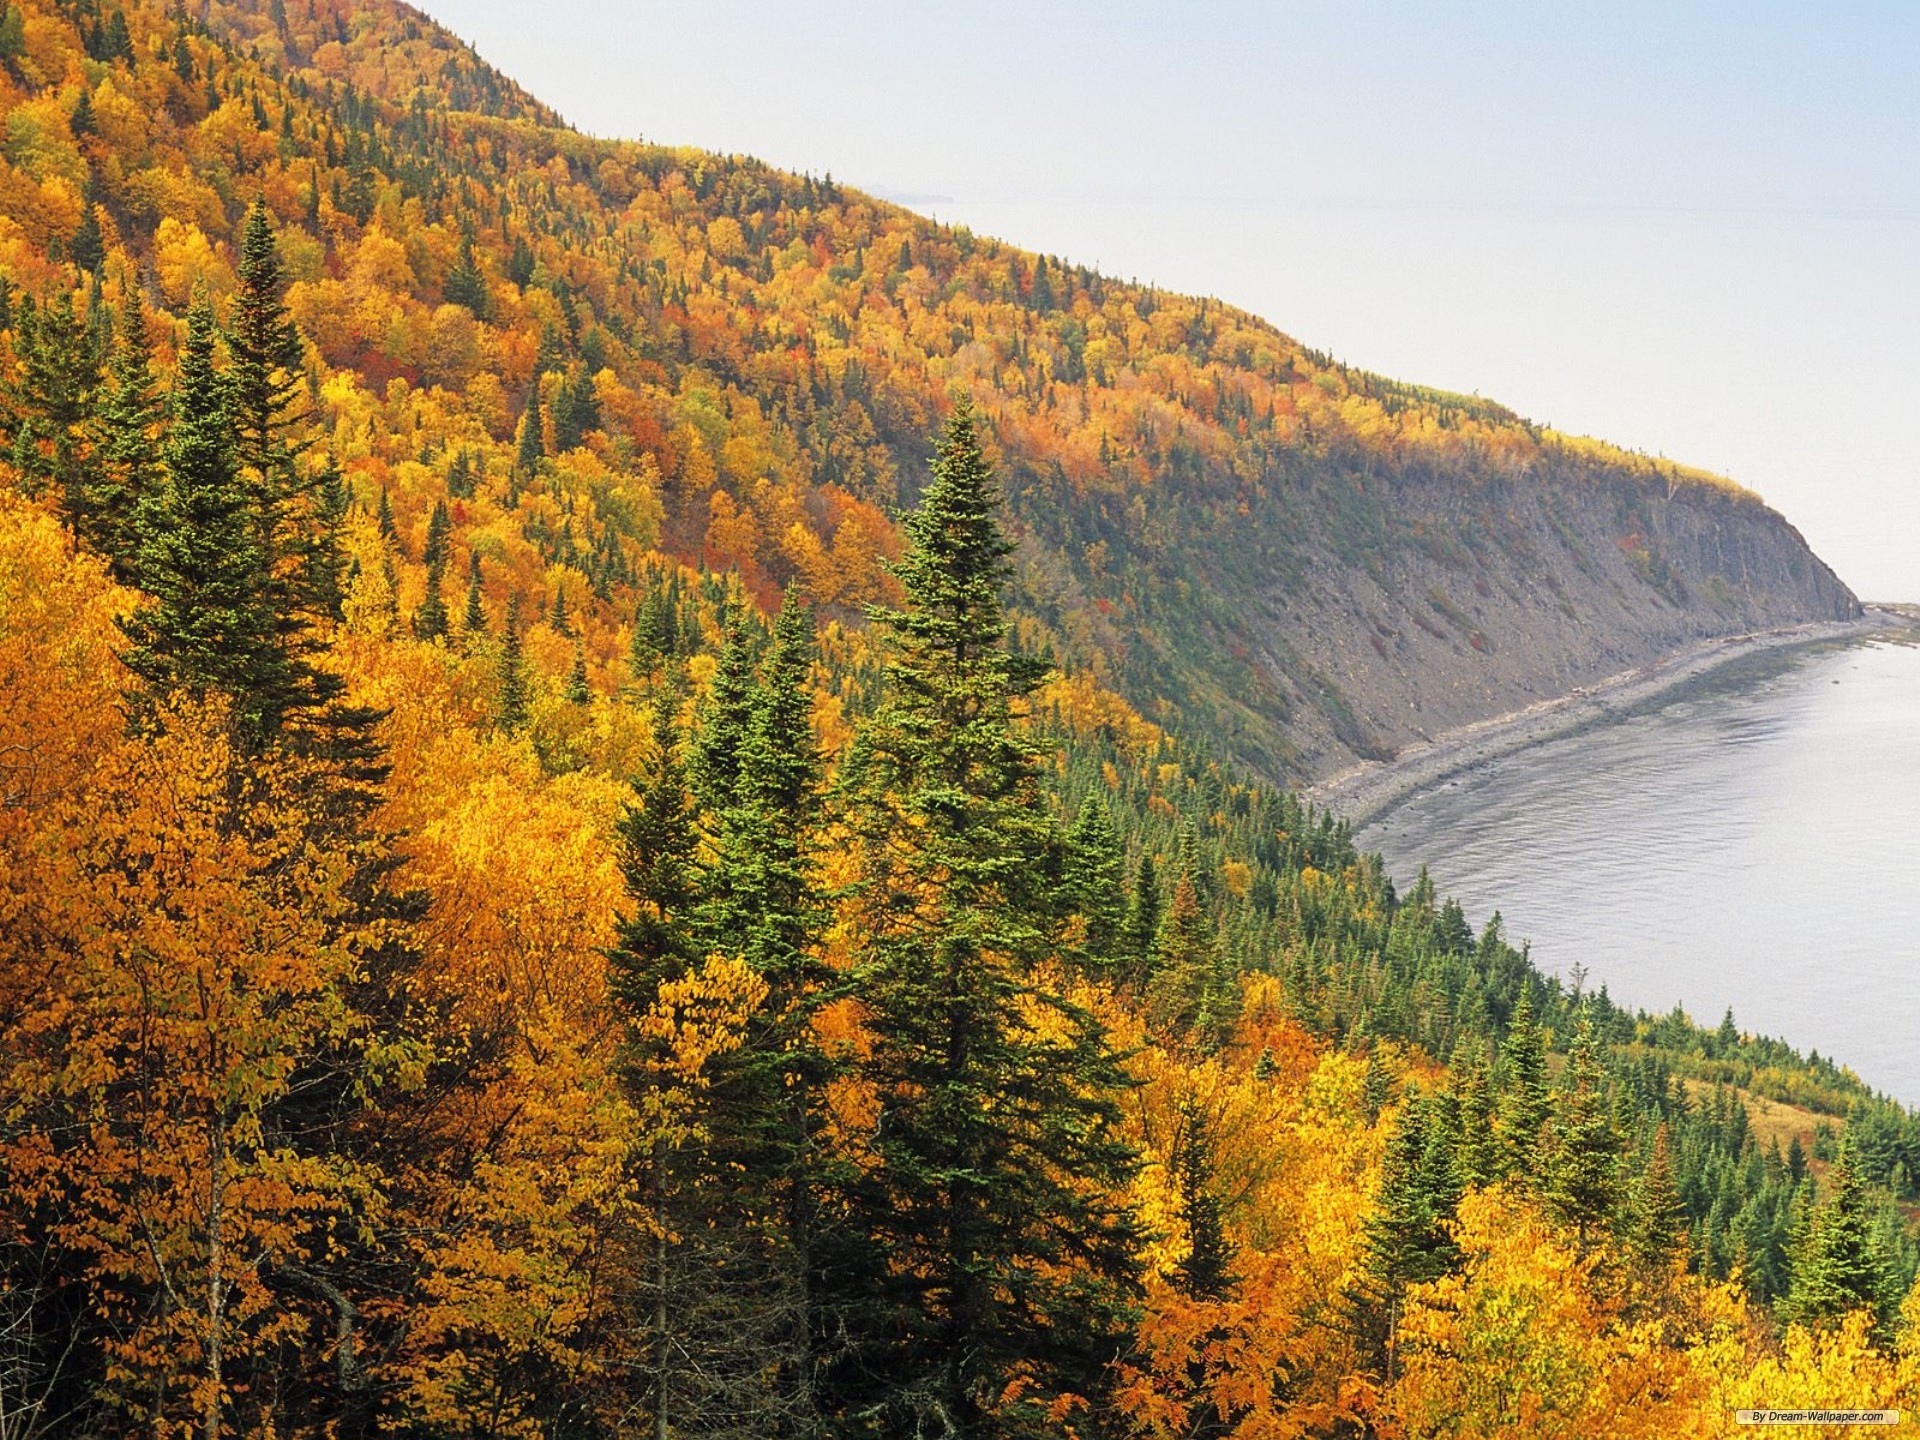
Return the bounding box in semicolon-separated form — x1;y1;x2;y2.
2;0;1919;1436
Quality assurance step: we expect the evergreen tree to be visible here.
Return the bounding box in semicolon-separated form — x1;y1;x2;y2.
1172;822;1214;910
421;498;452;570
697;590;820;969
446;447;476;498
1361;1050;1395;1124
1782;1138;1888;1330
1786;1134;1809;1183
304;458;351;624
1449;1041;1499;1188
376;486;397;546
497;592;530;733
1544;1020;1621;1246
565;642;589;704
607;694;701;1003
1173;1103;1233;1302
1062;798;1126;968
630;578;681;675
688;605;757;820
378;553;401;630
85;287;162;575
1349;1091;1463;1383
1119;851;1163;975
227;202;311;567
514;394;544;477
606;692;733;1438
69;201;104;273
1498;987;1552;1183
443;230;491;318
1150;867;1229;1043
462;551;488;644
100;6;131;61
1170;1101;1237;1440
836;402;1142;1436
551;366;601;452
1629;1122;1690;1271
11;290;99;525
1717;1008;1740;1053
412;552;449;642
698;586;844;1427
547;583;571;637
507;233;536;289
119;290;283;746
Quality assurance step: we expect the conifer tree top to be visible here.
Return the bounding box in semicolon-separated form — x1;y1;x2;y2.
884;398;1014;660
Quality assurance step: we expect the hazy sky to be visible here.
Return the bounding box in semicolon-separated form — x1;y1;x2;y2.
420;1;1920;601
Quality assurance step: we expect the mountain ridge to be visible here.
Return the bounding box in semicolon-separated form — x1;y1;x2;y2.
12;0;1859;784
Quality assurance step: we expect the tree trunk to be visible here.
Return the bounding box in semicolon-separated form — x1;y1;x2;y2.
653;1140;670;1440
203;1104;226;1440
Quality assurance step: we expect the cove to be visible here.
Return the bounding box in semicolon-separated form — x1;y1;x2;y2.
1358;637;1920;1103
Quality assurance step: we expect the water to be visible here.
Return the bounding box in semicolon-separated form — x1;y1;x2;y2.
1358;637;1920;1103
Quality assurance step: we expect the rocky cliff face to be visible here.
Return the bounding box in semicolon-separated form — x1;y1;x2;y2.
1220;468;1856;782
999;439;1859;787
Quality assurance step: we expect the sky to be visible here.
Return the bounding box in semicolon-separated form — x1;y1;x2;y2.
420;1;1920;601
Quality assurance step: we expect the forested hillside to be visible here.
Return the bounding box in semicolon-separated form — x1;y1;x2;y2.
0;0;1855;781
1;0;1914;1436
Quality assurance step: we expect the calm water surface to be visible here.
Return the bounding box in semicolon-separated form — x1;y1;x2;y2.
1359;638;1920;1103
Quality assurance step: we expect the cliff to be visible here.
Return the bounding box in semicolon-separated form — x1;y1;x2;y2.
1104;448;1861;782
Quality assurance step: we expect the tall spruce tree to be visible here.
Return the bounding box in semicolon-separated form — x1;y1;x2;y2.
687;604;758;824
1498;987;1552;1183
227;201;307;558
226;200;380;785
119;290;284;746
376;486;397;546
443;230;491;318
1170;1100;1237;1440
607;694;701;1004
1348;1090;1463;1384
497;593;530;733
1781;1138;1888;1330
412;556;449;642
837;401;1142;1436
462;551;488;645
1544;1019;1622;1247
1063;798;1126;969
1119;851;1163;977
564;642;589;704
604;694;706;1437
1449;1041;1499;1188
698;589;822;975
1150;867;1230;1043
1173;1103;1233;1303
421;497;452;569
514;394;544;479
696;586;841;1430
413;500;452;641
70;200;104;274
302;459;352;623
1629;1122;1690;1271
11;290;99;525
86;286;162;576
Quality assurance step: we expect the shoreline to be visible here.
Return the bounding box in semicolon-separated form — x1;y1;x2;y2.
1303;609;1909;830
